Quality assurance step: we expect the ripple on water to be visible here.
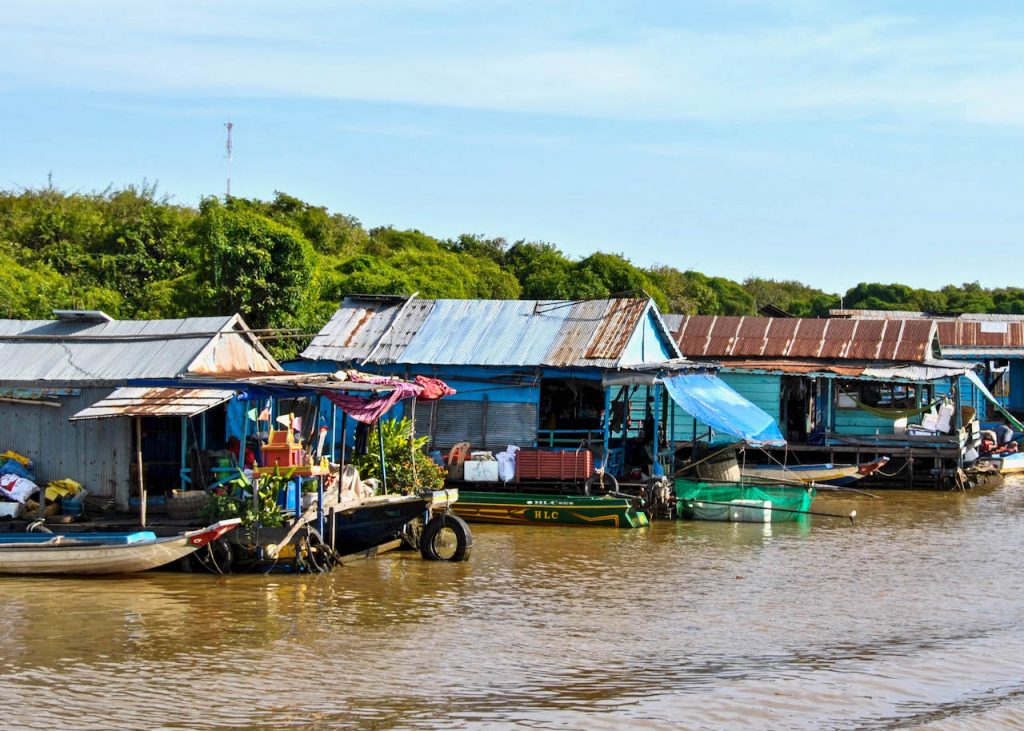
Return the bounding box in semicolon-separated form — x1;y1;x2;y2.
1;482;1023;728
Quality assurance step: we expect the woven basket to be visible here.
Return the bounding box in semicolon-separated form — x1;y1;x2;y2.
166;490;209;520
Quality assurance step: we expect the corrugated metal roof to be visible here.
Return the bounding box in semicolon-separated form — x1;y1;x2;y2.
303;297;675;368
834;310;1024;354
301;296;434;364
70;387;236;420
672;316;939;363
0;315;278;383
832;309;1024;322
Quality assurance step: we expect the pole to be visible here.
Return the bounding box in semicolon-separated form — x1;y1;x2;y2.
136;417;147;527
377;418;388;493
677;497;856;522
225;122;233;199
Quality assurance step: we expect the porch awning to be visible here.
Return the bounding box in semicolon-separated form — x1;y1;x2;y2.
964;369;1024;431
663;373;786;447
70;387;236;421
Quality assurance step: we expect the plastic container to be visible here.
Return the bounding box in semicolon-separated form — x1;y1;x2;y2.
61;496;84;517
0;502;19;518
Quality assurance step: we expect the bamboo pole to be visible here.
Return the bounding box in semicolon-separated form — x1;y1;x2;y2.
136;417;147;527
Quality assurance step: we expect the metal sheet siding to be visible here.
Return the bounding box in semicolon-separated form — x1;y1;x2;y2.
0;387;131;503
480;402;538;450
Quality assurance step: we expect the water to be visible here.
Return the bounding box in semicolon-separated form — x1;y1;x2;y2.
3;479;1024;730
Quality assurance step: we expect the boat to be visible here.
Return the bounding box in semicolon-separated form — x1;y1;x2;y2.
980;450;1024;476
674;478;814;523
0;519;241;575
329;488;465;554
741;456;889;486
452;490;649;528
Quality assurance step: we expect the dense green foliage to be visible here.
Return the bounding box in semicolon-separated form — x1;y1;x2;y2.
1;184;1020;359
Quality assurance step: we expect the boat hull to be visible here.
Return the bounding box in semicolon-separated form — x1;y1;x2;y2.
741;457;889;486
453;491;649;528
982;451;1024;475
0;520;240;575
329;489;458;553
674;479;814;523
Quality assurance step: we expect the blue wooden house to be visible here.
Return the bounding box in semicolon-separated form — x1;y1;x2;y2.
664;315;988;486
291;296;782;480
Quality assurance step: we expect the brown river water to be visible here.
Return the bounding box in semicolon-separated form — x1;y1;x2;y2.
2;479;1024;730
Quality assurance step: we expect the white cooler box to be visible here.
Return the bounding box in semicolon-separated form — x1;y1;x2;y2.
464;460;500;482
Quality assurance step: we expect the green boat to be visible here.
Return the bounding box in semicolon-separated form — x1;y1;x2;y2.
674;478;815;523
453;491;649;529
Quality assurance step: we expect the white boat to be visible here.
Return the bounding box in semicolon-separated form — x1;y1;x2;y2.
0;519;241;575
741;456;890;486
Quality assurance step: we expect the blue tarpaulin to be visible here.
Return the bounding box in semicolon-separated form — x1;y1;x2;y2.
663;373;786;447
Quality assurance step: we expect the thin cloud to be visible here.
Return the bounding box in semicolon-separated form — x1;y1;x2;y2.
3;3;1024;126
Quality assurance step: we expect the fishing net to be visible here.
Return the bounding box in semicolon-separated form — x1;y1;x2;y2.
674;479;814;522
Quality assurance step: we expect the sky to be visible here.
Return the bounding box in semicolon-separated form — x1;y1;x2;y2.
2;0;1023;294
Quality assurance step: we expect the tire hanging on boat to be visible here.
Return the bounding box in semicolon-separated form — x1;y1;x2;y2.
583;472;619;496
420;513;473;562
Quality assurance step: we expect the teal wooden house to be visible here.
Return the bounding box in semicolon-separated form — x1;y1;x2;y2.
665;315;991;485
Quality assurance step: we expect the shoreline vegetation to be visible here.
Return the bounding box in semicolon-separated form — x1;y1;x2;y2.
2;184;1020;359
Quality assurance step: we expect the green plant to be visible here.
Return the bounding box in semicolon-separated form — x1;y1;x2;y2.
200;470;291;529
353;417;446;494
300;478;319;494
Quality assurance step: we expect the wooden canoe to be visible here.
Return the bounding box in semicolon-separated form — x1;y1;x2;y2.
0;519;241;575
741;456;890;486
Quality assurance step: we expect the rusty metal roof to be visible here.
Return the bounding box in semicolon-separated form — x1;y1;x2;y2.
673;316;940;363
831;310;1024;355
302;296;679;368
70;387;236;420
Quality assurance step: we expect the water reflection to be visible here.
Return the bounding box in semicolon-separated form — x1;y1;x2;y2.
1;481;1023;729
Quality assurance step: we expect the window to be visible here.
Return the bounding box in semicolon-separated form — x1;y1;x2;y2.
836;381;925;410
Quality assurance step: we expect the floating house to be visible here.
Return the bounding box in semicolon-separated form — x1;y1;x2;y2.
294;296;781;481
831;309;1024;424
663;315;987;487
0;310;279;509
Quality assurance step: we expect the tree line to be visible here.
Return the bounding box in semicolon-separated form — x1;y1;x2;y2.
2;185;1022;358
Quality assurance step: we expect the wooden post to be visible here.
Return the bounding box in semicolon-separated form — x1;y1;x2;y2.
136;417;147;527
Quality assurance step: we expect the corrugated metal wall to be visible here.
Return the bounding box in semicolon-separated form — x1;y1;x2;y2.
0;387;132;506
415;399;538;451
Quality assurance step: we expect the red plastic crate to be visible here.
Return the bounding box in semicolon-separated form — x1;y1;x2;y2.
515;449;593;481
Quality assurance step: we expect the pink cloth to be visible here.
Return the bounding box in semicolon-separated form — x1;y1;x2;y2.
415;375;456;401
323;378;424;424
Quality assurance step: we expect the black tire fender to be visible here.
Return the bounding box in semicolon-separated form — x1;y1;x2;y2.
583;472;619;496
420;513;473;562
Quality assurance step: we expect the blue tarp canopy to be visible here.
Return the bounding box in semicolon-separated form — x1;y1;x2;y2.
663;373;786;447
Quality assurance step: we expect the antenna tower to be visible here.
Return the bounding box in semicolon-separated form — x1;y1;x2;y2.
225;122;234;199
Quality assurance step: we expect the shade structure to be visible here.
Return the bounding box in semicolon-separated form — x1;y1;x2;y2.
70;387;236;420
663;373;786;447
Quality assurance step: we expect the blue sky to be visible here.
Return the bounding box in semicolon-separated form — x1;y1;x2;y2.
2;1;1023;293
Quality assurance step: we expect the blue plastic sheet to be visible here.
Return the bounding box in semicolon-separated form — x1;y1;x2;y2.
663;373;786;447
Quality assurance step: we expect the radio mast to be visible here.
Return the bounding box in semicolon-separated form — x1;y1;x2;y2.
225;122;234;199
